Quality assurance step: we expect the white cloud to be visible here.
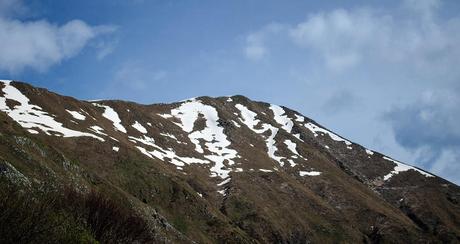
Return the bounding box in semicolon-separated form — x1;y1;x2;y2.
289;8;381;71
245;0;460;76
0;1;117;73
95;38;119;60
288;6;460;73
244;23;284;61
244;44;266;61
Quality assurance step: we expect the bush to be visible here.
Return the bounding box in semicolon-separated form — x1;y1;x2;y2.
0;183;154;243
65;189;154;243
0;184;85;243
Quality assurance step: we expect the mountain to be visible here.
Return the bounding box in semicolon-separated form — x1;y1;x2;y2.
0;79;459;243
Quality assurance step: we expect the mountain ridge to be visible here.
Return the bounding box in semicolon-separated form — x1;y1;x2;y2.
1;79;459;243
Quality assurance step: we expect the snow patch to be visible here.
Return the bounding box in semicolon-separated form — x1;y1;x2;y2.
304;122;352;146
259;169;273;172
284;139;299;155
299;171;321;176
132;121;147;134
27;129;39;134
160;133;177;140
162;100;239;179
294;114;305;122
93;104;127;133
112;146;119;152
217;177;231;186
235;104;263;132
129;133;210;172
66;110;86;121
0;81;103;141
232;120;241;127
89;125;107;136
265;126;284;166
287;159;296;167
270;104;293;133
235;104;287;167
383;156;434;180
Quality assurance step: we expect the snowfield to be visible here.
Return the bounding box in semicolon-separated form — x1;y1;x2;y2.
0;80;103;141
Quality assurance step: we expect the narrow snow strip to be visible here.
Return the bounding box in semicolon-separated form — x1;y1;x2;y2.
259;169;273;172
160;133;177;140
217;178;231;186
304;122;352;146
235;104;285;167
0;81;103;141
89;125;108;136
383;156;434;180
159;114;173;119
232;120;241;127
93;104;127;133
265;126;284;167
128;135;157;148
66;110;86;120
132;121;147;134
129;135;209;169
299;171;321;176
27;129;39;134
270;104;293;133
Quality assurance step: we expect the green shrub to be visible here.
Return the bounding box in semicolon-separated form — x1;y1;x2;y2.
0;183;154;243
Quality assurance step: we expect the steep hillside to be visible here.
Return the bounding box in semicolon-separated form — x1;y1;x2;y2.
1;80;459;243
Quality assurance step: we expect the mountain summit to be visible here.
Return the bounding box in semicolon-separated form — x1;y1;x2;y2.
1;80;459;243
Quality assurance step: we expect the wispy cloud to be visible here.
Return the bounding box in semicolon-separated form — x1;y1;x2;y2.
244;23;284;61
321;90;358;114
94;38;119;60
0;0;28;18
97;61;168;101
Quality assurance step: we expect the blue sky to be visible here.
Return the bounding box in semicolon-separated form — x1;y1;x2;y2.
1;0;460;184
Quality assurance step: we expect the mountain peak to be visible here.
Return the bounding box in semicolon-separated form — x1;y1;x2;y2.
1;80;459;243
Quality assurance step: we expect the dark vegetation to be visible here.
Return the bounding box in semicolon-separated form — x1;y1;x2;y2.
0;182;154;243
